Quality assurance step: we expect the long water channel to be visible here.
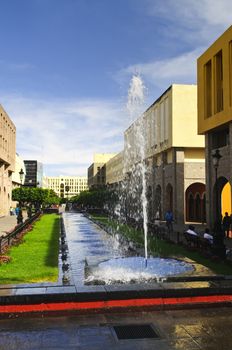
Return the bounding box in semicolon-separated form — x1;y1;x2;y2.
62;212;194;286
63;212;130;285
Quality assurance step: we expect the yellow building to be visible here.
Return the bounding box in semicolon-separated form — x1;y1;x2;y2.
88;153;116;188
0;105;16;216
124;84;205;224
198;25;232;227
43;176;88;198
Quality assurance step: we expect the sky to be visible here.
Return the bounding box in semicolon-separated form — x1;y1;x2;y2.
0;0;232;176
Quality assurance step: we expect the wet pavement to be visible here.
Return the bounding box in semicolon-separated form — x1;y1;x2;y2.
1;212;232;348
0;307;232;349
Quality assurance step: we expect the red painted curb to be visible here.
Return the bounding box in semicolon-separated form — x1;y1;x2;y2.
0;295;232;314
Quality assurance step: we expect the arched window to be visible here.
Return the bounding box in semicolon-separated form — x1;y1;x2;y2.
195;193;201;221
185;182;206;223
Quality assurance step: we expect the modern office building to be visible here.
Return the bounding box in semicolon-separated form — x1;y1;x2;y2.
0;105;16;216
198;25;232;227
124;84;205;224
43;176;88;198
88;153;116;189
24;160;43;188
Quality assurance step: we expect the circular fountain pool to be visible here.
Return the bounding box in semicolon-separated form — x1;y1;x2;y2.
85;256;194;285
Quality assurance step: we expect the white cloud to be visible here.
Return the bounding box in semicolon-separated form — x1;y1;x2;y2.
1;94;127;176
116;0;232;100
117;48;201;91
145;0;232;42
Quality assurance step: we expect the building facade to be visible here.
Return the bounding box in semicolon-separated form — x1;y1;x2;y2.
24;160;43;188
43;176;88;198
88;153;116;189
198;25;232;228
124;84;205;224
0;105;16;216
105;151;124;185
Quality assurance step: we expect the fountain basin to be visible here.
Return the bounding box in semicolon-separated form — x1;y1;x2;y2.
85;256;194;285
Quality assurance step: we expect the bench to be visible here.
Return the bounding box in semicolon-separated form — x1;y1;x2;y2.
183;232;200;248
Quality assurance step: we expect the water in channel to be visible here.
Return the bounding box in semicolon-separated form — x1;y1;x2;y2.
63;212;194;286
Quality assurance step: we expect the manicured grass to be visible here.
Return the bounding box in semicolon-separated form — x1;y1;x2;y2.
91;214;232;275
0;214;60;284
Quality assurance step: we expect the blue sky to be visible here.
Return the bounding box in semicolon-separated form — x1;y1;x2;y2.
0;0;232;176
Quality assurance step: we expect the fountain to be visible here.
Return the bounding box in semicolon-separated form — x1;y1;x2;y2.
62;74;194;286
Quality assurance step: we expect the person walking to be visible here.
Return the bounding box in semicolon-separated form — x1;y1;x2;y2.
222;212;231;238
165;209;173;236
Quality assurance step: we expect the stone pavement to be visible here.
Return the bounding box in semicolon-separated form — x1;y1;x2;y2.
0;212;28;237
0;306;231;349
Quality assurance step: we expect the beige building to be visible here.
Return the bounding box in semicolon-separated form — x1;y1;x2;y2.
105;151;124;185
197;25;232;227
88;153;116;188
43;176;88;198
0;105;16;216
124;84;205;224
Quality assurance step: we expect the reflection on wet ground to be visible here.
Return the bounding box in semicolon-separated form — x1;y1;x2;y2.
0;306;231;349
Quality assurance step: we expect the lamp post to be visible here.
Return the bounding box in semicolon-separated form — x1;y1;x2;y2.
65;185;70;211
212;149;222;223
19;168;24;186
17;168;24;224
212;149;225;258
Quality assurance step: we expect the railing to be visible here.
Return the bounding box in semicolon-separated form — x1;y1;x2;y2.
0;211;41;253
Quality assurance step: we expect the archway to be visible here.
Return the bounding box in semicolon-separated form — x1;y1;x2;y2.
221;181;231;216
185;182;206;223
214;177;231;220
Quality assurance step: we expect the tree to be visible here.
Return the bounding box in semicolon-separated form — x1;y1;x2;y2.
12;188;60;208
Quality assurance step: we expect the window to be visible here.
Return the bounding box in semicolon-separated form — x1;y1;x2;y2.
212;127;229;148
214;50;223;113
204;60;212;118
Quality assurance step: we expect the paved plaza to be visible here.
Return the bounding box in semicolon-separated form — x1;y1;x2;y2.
0;307;231;349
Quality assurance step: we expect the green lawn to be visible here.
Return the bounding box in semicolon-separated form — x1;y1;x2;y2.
0;214;60;284
91;214;232;275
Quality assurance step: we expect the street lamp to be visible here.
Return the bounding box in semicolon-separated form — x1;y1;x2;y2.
17;168;24;224
19;168;24;186
65;185;70;211
212;149;225;258
212;149;222;222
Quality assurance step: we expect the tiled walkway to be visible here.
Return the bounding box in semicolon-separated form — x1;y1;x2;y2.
0;307;231;349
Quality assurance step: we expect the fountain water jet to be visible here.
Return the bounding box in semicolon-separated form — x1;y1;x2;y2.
125;73;149;266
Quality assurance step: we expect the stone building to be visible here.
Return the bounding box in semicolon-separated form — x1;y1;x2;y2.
124;84;205;225
0;105;16;216
105;151;124;186
198;25;232;228
43;176;88;198
88;153;116;189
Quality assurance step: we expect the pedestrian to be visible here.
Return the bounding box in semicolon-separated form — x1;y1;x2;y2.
222;212;231;238
186;225;198;236
15;206;20;216
165;209;173;234
203;228;213;244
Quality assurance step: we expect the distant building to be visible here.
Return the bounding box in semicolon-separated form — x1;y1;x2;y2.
43;176;88;198
105;151;124;185
12;153;26;188
24;160;43;188
88;153;116;189
198;25;232;227
0;105;16;216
